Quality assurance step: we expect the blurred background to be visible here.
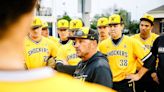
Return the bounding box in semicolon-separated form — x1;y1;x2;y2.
36;0;164;36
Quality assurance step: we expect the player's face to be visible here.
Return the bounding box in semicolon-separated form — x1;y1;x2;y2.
29;27;42;39
140;20;153;36
58;28;69;41
42;28;49;37
98;26;109;41
108;24;124;39
74;38;92;59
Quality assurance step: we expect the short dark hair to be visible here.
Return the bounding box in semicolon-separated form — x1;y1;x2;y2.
0;0;37;31
140;18;153;26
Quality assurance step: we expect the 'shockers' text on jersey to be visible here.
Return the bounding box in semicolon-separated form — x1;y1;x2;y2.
107;50;128;57
28;48;49;56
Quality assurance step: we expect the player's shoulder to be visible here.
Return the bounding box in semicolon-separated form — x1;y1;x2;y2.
130;33;140;38
43;37;55;44
99;38;111;46
151;33;159;39
123;35;141;44
49;36;60;42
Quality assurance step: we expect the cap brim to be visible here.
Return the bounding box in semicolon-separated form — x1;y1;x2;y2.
57;27;68;29
108;22;122;25
97;24;108;27
140;18;153;24
32;25;42;29
42;26;49;28
68;36;86;40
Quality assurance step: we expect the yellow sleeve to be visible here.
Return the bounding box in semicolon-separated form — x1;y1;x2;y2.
98;40;107;54
56;46;67;61
48;40;58;58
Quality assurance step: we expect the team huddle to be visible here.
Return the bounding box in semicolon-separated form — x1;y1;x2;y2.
0;0;164;92
22;13;161;92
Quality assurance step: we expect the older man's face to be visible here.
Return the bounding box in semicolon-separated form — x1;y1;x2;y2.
74;38;93;59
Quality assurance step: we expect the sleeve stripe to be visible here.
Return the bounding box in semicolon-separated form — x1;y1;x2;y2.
141;52;152;62
56;60;63;64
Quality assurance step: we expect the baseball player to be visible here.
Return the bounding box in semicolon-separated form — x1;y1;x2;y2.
69;19;84;36
132;14;158;92
41;20;60;47
97;17;110;42
56;19;81;65
126;34;164;92
98;14;152;92
0;0;117;92
24;17;58;69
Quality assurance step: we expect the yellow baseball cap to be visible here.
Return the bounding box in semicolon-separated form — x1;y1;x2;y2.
108;14;123;24
140;13;154;25
42;21;49;29
69;27;98;41
57;19;69;29
97;17;108;27
32;17;43;29
70;19;83;30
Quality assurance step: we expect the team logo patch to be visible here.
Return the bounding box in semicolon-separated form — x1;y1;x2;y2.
124;45;127;48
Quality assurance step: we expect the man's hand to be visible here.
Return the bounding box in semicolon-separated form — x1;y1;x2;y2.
126;67;149;83
151;72;159;84
47;57;56;69
126;73;141;83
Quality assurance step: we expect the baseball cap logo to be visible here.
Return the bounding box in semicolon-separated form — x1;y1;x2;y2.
73;22;77;27
101;20;104;24
61;22;65;26
146;16;150;19
111;17;115;21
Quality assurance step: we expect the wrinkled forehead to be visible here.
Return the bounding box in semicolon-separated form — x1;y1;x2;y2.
74;38;91;43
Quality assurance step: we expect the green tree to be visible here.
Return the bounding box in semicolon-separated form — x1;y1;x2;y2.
128;21;139;35
57;12;72;22
116;9;131;29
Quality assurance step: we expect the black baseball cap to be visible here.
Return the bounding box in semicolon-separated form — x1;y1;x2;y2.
69;27;99;42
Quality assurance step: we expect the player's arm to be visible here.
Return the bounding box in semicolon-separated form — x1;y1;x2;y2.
126;37;159;82
55;61;77;75
49;40;59;58
126;52;156;82
143;36;159;70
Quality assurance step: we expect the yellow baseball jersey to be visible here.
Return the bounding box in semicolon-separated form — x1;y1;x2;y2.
56;40;81;65
24;36;58;69
98;35;149;82
132;33;158;50
0;67;116;92
47;36;60;47
132;33;159;69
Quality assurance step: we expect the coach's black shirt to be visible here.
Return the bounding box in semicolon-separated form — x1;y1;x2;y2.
55;51;113;88
144;34;164;84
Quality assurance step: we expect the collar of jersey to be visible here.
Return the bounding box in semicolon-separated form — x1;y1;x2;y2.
111;35;124;46
28;35;43;44
0;67;54;82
